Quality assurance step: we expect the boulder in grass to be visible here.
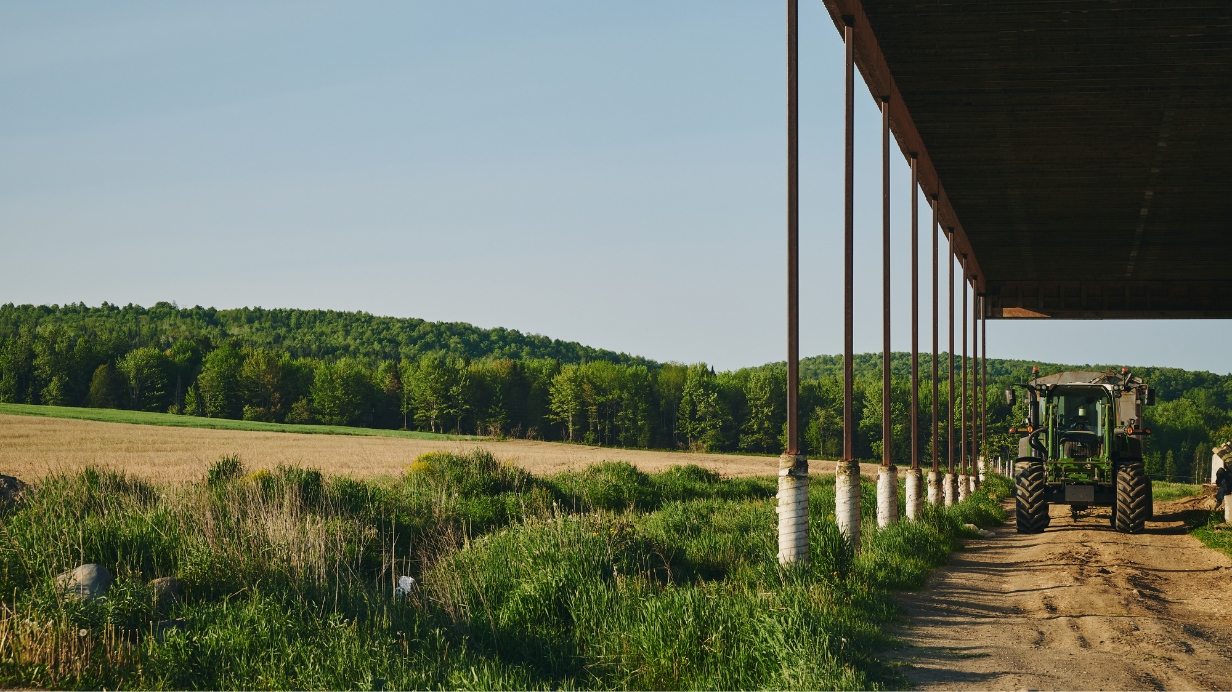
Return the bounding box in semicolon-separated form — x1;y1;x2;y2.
56;563;113;600
151;576;180;602
0;474;26;508
152;618;188;643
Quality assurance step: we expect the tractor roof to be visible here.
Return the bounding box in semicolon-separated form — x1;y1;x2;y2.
1033;370;1145;388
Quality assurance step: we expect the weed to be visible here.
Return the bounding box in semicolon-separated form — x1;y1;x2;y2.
206;455;244;487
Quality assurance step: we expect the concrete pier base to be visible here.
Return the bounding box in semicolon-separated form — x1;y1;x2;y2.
905;468;924;520
835;460;862;551
776;453;809;565
877;465;899;528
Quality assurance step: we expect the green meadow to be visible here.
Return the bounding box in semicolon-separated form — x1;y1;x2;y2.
0;453;1009;690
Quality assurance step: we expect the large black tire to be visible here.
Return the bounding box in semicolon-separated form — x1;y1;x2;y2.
1116;462;1149;534
1015;460;1049;533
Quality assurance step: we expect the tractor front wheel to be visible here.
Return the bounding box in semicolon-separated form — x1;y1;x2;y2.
1015;460;1049;533
1115;462;1149;534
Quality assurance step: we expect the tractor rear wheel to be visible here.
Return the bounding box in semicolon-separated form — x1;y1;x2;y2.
1115;462;1149;534
1015;460;1049;533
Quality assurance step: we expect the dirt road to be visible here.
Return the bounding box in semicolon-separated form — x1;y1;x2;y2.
892;499;1232;690
0;413;884;483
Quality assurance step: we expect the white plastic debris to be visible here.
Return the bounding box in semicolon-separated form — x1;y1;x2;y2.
395;575;418;598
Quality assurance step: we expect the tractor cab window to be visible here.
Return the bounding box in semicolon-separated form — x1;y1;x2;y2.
1053;392;1105;433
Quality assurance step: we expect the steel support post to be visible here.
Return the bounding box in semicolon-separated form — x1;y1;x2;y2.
880;97;892;470
877;96;897;528
905;155;922;520
972;288;980;487
946;228;956;506
777;0;808;566
836;16;861;549
981;295;988;478
928;196;941;504
959;257;969;501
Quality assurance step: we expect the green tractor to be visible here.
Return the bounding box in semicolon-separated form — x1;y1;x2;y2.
1007;368;1155;534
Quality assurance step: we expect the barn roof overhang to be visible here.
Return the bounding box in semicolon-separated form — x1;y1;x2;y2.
819;0;1232;319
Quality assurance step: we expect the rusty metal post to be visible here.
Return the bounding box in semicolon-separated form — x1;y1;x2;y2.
981;295;988;475
785;0;799;458
971;284;980;486
905;155;923;519
777;0;808;566
928;196;940;504
959;256;969;500
877;96;897;528
945;228;956;505
881;97;892;470
836;15;861;549
842;17;855;465
910;157;919;470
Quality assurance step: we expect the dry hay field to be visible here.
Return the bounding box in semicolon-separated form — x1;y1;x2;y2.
0;413;880;483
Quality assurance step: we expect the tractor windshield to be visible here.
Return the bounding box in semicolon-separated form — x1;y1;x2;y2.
1051;387;1110;434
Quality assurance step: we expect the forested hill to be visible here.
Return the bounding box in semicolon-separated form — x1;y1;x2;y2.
2;301;1230;484
792;352;1232;405
0;302;647;365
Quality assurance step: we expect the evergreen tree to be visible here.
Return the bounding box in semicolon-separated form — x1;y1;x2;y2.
86;364;120;409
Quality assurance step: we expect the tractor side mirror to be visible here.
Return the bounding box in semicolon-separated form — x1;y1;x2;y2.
1004;389;1016;406
1145;388;1156;406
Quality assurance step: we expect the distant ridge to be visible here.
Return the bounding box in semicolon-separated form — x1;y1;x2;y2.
0;302;651;366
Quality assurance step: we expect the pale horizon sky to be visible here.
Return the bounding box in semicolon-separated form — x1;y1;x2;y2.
4;2;1231;375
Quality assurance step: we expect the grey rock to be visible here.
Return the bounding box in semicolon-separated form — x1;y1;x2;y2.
152;618;187;643
56;563;113;600
0;474;26;507
150;576;180;602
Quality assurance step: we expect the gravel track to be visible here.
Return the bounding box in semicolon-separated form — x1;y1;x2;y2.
891;498;1232;690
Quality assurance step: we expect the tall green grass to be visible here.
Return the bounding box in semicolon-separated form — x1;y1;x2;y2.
1151;480;1204;502
0;454;1006;690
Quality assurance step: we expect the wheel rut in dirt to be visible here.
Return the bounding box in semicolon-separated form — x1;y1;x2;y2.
889;499;1232;690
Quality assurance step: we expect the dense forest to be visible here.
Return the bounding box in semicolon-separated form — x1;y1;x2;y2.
2;302;1230;482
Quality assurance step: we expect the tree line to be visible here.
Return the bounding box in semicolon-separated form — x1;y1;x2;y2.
1;303;1230;480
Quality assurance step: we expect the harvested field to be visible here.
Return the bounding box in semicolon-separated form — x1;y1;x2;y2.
0;413;882;483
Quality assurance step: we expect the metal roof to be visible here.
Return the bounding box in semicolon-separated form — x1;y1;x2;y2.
821;0;1232;318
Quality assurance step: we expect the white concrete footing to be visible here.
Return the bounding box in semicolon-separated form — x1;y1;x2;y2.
835;460;862;551
944;472;958;506
958;474;970;502
1225;496;1232;526
876;465;899;528
776;453;809;565
927;470;942;505
905;468;924;520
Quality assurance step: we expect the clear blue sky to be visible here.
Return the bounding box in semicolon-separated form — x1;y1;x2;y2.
3;1;1229;373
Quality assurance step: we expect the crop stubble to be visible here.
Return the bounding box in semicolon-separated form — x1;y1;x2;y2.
0;413;884;483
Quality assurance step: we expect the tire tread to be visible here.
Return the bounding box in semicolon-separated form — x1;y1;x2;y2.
1015;460;1049;534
